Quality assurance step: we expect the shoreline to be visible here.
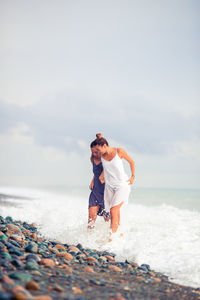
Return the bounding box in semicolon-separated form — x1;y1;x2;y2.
0;216;200;300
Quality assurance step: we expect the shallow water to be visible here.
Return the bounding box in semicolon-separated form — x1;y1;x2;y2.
0;185;200;288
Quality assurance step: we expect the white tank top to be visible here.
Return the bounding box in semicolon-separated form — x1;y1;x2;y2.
101;148;128;188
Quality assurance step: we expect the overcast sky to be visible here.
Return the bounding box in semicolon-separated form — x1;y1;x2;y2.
0;0;199;189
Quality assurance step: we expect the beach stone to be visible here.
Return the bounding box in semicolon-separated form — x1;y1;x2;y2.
108;265;122;272
5;216;13;223
6;224;21;234
63;265;72;271
30;233;37;240
57;252;73;260
25;243;38;254
76;253;86;259
69;251;77;257
86;256;98;263
138;264;151;273
26;280;40;291
0;291;12;300
11;240;21;248
106;255;115;261
0;241;5;250
55;244;65;250
53;284;64;292
76;243;83;250
99;256;107;262
40;258;55;267
0;234;8;242
11;258;24;268
9;247;23;256
10;272;32;282
72;287;83;294
0;225;7;233
114;293;126;300
33;296;52;300
49;247;59;254
154;277;162;282
83;266;94;273
12;285;33;300
26;254;41;262
10;234;24;242
1;252;12;260
68;245;79;253
1;275;14;285
26;260;39;270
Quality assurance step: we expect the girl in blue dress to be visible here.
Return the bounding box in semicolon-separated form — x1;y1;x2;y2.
88;138;110;229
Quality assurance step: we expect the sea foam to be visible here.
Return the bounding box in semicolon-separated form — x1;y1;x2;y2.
0;186;200;288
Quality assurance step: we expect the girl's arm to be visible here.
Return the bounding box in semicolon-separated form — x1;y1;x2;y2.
117;148;135;184
99;170;105;184
89;175;95;190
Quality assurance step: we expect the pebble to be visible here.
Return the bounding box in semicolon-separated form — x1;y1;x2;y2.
26;280;40;291
83;266;94;273
108;266;122;272
26;260;39;270
25;243;38;254
26;254;41;262
1;274;14;285
68;245;79;253
40;258;55;267
86;256;98;263
53;284;64;292
10;234;24;242
55;244;65;250
72;286;83;294
12;285;33;300
6;224;21;234
57;252;73;260
33;296;52;300
10;272;32;282
30;233;37;240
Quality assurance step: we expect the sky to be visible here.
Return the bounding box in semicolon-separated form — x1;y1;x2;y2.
0;0;199;189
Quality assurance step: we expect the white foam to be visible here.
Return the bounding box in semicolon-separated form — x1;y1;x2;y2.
0;186;200;288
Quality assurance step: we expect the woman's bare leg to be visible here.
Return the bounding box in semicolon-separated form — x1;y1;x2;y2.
88;206;99;229
110;202;124;233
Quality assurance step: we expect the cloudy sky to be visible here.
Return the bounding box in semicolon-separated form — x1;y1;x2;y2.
0;0;199;189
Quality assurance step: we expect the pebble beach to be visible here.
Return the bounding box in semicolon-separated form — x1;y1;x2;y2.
0;216;200;300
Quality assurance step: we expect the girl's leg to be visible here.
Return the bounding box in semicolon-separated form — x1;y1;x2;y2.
110;202;124;233
88;206;99;229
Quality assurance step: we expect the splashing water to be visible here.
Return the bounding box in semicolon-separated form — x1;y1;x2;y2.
0;186;200;288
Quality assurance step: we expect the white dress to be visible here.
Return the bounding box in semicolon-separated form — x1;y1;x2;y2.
101;148;131;213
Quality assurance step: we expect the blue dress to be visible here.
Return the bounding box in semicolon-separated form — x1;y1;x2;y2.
89;161;105;216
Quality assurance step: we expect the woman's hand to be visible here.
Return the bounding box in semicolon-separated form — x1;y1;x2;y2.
99;173;105;184
89;181;94;190
127;176;135;185
89;176;94;190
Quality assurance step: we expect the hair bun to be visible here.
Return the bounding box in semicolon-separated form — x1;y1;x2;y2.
96;133;102;139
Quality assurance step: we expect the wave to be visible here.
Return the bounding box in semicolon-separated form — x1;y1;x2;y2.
0;186;200;288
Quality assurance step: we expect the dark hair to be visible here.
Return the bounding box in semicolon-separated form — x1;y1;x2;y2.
90;133;109;148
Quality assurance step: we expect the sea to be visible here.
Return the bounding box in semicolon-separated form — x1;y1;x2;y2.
0;185;200;288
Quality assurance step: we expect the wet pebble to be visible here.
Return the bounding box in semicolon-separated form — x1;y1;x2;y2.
40;258;55;267
26;280;40;291
10;272;32;282
25;243;38;254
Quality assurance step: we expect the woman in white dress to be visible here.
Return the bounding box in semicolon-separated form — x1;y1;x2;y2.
92;133;135;239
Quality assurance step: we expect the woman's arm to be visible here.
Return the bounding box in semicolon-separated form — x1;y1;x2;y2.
99;170;105;184
118;148;135;184
89;175;95;190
